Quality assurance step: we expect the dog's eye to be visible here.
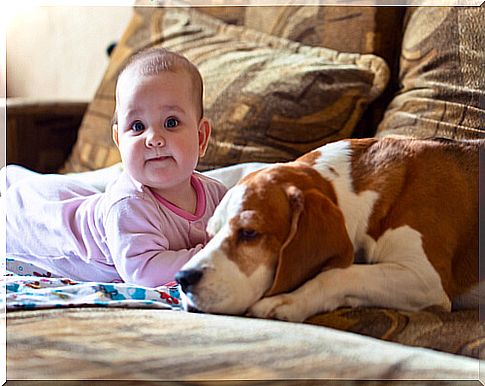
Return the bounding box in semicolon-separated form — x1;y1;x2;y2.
238;228;260;242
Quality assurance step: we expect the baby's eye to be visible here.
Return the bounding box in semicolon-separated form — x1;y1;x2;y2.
164;117;179;129
131;120;145;132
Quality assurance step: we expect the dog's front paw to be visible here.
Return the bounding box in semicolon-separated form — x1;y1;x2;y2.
246;295;306;322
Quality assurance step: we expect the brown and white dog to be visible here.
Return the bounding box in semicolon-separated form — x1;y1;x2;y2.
176;138;482;322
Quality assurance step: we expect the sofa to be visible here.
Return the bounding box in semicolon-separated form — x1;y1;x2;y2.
5;4;485;382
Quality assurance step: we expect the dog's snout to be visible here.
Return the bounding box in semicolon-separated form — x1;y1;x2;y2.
175;269;203;293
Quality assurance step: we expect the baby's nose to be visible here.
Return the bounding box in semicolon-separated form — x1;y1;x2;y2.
147;140;163;147
146;134;164;148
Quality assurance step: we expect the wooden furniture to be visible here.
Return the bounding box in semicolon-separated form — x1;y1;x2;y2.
6;99;87;173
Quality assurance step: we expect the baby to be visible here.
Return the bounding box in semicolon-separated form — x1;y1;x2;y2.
5;47;227;287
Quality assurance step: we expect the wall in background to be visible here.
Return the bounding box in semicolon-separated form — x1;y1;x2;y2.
6;6;133;101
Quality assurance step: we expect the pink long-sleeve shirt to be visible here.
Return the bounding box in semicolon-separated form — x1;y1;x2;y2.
6;167;227;287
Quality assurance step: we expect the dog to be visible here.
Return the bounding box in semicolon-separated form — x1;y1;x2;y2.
176;137;482;322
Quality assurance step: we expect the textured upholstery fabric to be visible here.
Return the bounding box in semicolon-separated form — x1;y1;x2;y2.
240;6;406;136
307;307;483;359
377;6;485;139
243;6;404;65
7;308;480;380
62;7;389;172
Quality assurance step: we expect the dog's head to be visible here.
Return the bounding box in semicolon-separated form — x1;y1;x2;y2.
176;162;354;315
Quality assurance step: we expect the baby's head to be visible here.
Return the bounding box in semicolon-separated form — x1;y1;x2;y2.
113;47;204;123
112;47;211;197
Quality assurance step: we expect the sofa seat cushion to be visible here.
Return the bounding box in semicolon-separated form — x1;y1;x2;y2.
307;307;483;359
7;307;480;379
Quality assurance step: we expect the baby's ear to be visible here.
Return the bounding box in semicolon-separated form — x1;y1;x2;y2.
112;124;119;146
198;118;212;157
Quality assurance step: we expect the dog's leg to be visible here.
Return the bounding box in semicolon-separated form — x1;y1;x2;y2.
247;263;450;322
248;225;451;322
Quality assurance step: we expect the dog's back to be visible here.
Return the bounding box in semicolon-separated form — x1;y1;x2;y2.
300;137;481;302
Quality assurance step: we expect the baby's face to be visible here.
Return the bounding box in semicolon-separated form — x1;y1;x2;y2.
114;69;209;196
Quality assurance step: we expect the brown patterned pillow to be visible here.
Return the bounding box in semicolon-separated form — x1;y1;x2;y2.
242;6;406;136
63;7;389;172
306;307;483;359
377;7;485;140
243;7;404;64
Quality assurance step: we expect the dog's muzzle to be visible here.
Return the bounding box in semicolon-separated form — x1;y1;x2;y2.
175;268;203;293
175;269;206;313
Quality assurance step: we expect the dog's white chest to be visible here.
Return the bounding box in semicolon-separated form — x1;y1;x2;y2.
311;141;379;250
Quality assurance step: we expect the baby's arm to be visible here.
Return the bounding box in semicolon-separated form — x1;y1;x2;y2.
104;197;203;287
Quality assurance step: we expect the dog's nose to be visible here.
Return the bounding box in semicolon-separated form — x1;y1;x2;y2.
175;269;203;293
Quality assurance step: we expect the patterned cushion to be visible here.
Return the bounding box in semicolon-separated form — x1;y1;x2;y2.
243;6;404;63
242;6;406;136
377;7;485;139
199;6;245;25
62;7;389;172
307;307;483;359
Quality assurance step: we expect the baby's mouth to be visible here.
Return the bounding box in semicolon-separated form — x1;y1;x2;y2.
146;155;172;163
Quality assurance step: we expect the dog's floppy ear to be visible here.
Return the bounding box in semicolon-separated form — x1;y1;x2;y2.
265;186;354;296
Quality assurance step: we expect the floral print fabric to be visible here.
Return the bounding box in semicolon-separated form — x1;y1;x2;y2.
5;258;182;310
